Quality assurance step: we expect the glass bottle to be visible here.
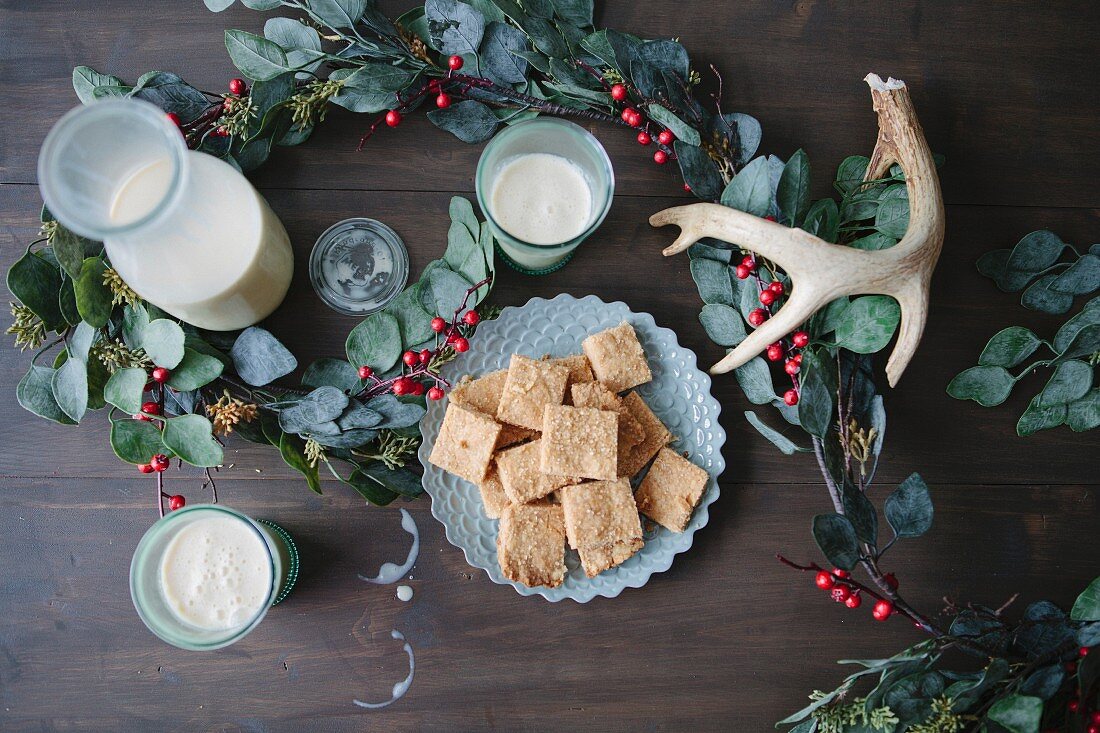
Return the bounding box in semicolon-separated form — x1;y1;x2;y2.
38;98;294;331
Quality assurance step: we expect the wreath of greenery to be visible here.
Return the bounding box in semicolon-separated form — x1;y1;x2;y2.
4;0;1098;730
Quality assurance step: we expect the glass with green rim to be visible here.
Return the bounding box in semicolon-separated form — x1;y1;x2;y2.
129;504;297;650
475;118;615;275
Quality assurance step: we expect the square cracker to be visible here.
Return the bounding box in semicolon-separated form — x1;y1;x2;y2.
548;354;595;389
635;447;709;532
539;405;618;481
558;479;644;577
618;391;674;478
571;382;645;449
582;321;653;393
497;355;569;431
449;370;538;448
497;503;567;588
427;403;502;484
496;440;580;504
477;464;512;520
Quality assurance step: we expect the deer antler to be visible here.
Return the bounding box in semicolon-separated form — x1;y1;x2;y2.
650;74;944;387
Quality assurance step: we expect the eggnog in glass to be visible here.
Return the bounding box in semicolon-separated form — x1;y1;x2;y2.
38;99;293;331
476;118;614;274
130;505;292;650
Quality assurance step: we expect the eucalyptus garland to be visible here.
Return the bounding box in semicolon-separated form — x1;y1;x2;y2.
5;0;1098;729
948;232;1099;436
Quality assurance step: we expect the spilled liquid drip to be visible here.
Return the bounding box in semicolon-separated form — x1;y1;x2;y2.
352;630;415;710
359;508;419;585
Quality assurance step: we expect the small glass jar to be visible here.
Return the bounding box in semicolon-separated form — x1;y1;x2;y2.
475;118;615;275
309;217;409;316
130;504;295;650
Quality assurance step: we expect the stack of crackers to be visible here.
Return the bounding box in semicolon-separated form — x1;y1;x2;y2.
428;321;710;588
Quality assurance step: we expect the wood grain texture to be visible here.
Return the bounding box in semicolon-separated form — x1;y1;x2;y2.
0;0;1098;730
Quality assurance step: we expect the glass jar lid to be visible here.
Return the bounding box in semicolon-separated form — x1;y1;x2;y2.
309;218;409;316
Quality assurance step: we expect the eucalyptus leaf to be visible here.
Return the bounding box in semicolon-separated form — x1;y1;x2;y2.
1016;395;1067;437
1056;323;1100;361
312;428;378;448
280;432;322;494
427;100;499;143
883;672;944;725
873;185;909;239
444;221;488;284
645;104;700;147
17;366;74;424
308;0;367;29
358;463;424;498
743;411;808;455
698;304;745;347
947;365;1014;407
231;327;297;386
385;287;436;346
103;367;148;414
50;225;93;279
426;0;486;56
241;0;283;8
142;319;186;369
110;418;168;464
1050;253;1100;295
1066;389;1100;432
1022;273;1074;314
551;0;593;26
166;347;224;391
345;468;399;505
278;386;350;434
225;30;290;82
303;358;361;392
1018;665;1065;700
72;66;126;104
130;72;211;122
345;311;402;373
800;198;839;243
842;481;878;546
122;303;150;351
1007;230;1065;273
1053;296;1100;352
776;149;810;226
675;142;723;201
369;394;426;428
1072;576;1100;621
733;357;776;405
73;257;113;328
336;403;384;431
638;39;689;80
1037;359;1092;407
162;414;223;467
884;473;933;539
479;21;529;84
812;514;860;571
834;155;870;195
719;157;772;217
690;258;734;306
687;241;733;264
424;266;474;316
797;362;833;439
834;296;900;354
977;326;1042;368
718;113;760;166
51;358;88;423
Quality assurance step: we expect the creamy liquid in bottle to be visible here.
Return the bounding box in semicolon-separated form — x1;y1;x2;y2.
106;152;294;331
489;153;593;246
158;515;273;631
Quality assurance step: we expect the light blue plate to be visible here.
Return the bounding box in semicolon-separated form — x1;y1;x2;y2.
417;294;726;602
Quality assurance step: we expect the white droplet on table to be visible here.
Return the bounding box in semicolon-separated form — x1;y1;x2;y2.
359;508;419;585
396;585;413;602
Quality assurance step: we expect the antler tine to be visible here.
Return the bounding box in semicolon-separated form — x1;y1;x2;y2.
709;286;824;375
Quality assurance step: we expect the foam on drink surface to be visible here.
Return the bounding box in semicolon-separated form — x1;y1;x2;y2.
159;515;272;632
489;153;593;245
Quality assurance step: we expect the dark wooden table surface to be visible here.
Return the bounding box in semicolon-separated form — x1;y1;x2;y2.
1;1;1098;731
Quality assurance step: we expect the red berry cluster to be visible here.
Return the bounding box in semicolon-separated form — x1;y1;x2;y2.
813;568;899;621
164;78;248;144
356;278;488;402
381;56;465;131
1066;646;1100;733
736;253;810;406
608;83;677;166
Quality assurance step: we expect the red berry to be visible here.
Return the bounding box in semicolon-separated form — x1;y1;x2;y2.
872;599;894;621
138;463;154;474
621;107;638;123
463;310;480;326
784;359;800;376
229;78;246;95
748;308;768;327
385;110;402;127
452;337;470;353
150;454;170;473
759;289;776;306
792;331;810;348
419;349;432;364
392;378;410;396
427;386;445;401
151;367;170;383
141;401;161;416
657;130;674;145
833;568;850;578
766;344;784;362
1086;724;1098;733
845;593;862;609
358;365;374;379
410;380;425;396
448;55;464;71
885;573;899;590
653;150;668;165
630;112;644;127
683;183;692;193
1068;699;1080;713
610;84;627;101
403;350;419;367
446;332;459;344
830;586;851;603
815;571;835;590
764;215;777;222
783;389;799;406
168;494;186;511
734;264;751;280
165;112;182;127
741;255;756;270
768;281;785;295
637;131;651;146
214;125;229;138
793;353;803;364
1092;712;1100;724
435;93;451;109
133;413;150;422
431;317;447;333
1080;646;1091;657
